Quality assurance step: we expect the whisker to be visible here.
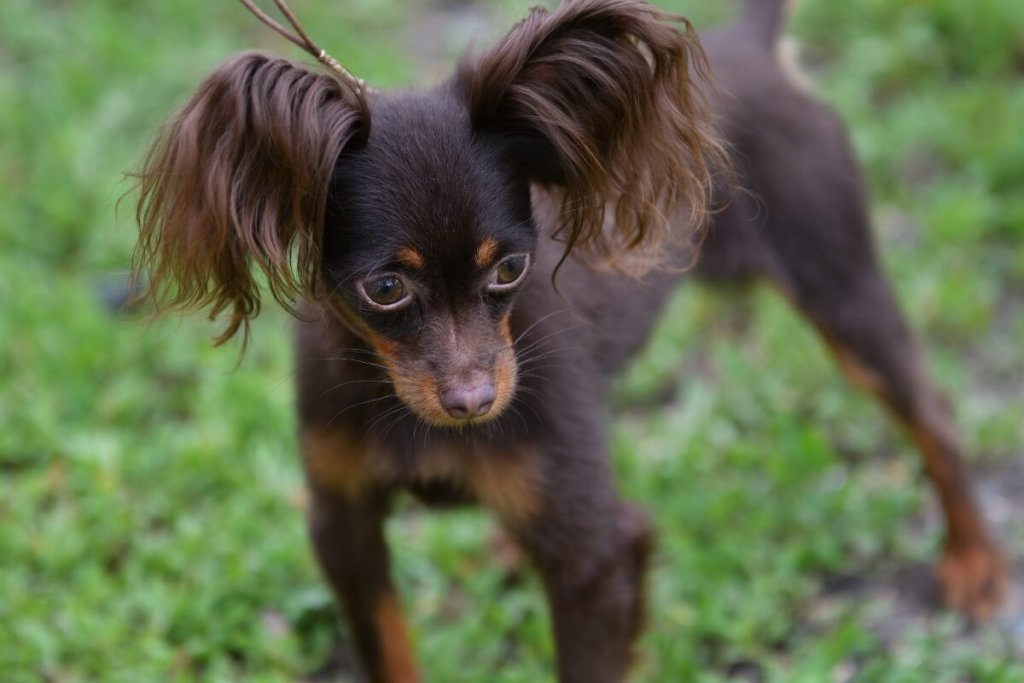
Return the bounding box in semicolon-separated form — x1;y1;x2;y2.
513;323;589;357
516;345;586;364
319;378;394;398
379;408;411;445
517;365;567;382
511;307;573;347
509;396;543;425
513;319;586;353
325;393;398;429
361;404;408;444
318;356;393;372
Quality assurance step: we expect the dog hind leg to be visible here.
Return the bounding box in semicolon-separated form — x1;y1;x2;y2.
768;209;1007;619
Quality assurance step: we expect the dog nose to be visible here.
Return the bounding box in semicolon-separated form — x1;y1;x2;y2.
441;383;497;420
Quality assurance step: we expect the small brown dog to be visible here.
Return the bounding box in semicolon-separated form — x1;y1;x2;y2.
133;0;1005;680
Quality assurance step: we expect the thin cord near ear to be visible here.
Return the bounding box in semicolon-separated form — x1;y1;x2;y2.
236;0;367;95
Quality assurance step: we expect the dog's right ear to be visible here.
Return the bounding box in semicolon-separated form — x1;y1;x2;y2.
458;0;726;274
133;51;367;345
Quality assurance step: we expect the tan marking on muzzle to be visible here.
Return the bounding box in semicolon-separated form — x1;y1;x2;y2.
367;317;519;427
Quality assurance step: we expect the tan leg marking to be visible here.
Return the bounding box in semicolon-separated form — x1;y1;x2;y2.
907;423;1007;620
821;332;886;396
374;591;420;683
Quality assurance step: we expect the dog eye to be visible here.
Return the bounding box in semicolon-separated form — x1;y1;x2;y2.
360;274;410;310
488;254;530;291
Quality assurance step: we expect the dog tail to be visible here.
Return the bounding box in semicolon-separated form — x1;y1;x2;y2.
741;0;793;48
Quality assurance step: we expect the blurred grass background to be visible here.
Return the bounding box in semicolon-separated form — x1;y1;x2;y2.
1;0;1023;681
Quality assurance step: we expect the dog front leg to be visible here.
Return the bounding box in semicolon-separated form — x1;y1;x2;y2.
306;489;418;683
513;476;653;683
300;429;417;683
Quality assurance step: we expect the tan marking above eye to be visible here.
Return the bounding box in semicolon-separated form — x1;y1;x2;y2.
395;247;425;270
474;237;500;269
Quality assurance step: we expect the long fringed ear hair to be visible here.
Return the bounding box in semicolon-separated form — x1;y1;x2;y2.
132;52;368;345
458;0;729;273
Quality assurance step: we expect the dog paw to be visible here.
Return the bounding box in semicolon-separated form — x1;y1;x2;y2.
938;540;1008;621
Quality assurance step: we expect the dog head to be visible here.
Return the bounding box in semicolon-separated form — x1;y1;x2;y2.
134;0;723;426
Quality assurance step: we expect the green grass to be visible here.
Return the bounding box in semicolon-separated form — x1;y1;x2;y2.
2;0;1022;681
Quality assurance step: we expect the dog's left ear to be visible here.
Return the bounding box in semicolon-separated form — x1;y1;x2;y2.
132;53;368;345
459;0;726;271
